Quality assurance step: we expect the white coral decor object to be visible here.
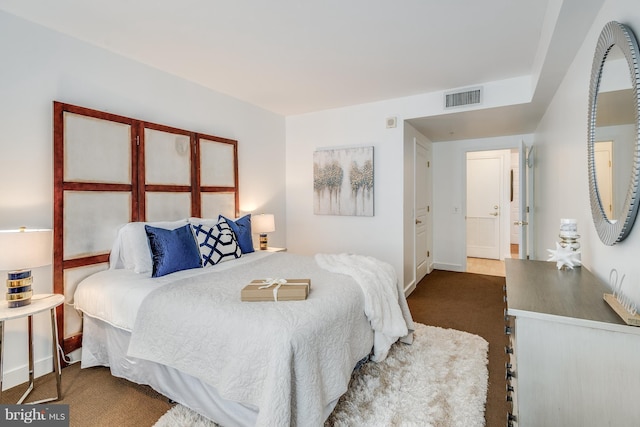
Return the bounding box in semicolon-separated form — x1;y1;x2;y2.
547;242;581;269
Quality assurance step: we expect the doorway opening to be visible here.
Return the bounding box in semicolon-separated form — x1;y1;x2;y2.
465;149;521;276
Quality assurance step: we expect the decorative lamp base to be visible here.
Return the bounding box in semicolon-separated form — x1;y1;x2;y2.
6;270;33;308
259;234;268;250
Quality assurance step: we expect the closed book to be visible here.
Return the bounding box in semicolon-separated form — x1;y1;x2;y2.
6;290;33;301
241;279;311;302
7;285;32;294
8;298;32;308
8;270;31;281
7;276;33;288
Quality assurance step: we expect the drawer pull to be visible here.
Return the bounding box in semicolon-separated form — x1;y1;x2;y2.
505;326;512;335
505;346;514;354
506;384;514;393
507;394;513;402
507;412;517;426
506;369;516;380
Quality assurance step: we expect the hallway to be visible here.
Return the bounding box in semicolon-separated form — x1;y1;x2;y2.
466;257;506;277
466;244;519;277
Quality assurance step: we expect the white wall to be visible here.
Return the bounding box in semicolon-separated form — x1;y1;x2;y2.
0;11;286;390
285;104;406;285
534;0;640;307
284;71;534;290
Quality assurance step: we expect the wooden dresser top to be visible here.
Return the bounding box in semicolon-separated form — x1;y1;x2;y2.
505;259;625;327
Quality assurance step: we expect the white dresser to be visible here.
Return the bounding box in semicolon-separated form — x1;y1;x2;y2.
505;259;640;427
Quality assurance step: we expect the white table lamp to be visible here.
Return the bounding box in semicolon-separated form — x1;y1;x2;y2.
252;214;275;250
0;228;53;308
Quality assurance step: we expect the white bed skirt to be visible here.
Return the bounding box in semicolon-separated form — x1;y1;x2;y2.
80;315;340;426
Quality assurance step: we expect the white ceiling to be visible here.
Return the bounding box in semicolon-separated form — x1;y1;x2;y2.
0;0;605;141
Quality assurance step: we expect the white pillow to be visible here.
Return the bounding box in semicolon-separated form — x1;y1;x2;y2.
188;217;218;227
110;219;188;273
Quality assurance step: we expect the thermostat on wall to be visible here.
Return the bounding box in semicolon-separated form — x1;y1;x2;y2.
386;117;397;128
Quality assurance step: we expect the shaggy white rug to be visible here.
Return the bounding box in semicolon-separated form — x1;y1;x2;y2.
154;323;488;427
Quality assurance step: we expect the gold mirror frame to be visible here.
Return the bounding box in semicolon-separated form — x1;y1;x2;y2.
588;21;640;245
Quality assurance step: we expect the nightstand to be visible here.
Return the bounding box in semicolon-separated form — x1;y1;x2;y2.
0;293;64;404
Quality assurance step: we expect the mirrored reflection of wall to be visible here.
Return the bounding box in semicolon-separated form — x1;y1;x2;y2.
594;141;614;218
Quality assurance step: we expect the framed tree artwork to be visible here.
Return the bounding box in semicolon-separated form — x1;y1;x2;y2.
313;146;374;216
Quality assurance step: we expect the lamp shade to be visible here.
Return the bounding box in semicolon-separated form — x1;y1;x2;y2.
252;214;275;234
0;228;53;271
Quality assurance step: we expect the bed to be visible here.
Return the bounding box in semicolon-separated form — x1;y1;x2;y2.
54;102;414;425
73;218;414;426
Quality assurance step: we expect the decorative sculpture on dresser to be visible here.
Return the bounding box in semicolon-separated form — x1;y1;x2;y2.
547;219;581;269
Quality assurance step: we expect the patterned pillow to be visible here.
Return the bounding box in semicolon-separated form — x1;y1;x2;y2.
192;221;242;266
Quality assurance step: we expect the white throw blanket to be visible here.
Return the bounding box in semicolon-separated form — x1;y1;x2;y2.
315;253;415;361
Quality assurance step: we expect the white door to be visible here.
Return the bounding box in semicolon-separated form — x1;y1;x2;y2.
466;151;506;259
415;138;431;282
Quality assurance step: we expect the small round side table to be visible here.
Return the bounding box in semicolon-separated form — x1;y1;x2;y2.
0;293;64;404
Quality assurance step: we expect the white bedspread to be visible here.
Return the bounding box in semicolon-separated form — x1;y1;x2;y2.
125;253;374;427
74;251;275;331
315;253;415;361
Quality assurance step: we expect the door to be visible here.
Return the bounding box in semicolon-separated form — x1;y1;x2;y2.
415;138;431;281
466;151;507;259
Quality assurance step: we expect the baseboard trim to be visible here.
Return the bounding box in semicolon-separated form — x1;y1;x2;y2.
2;356;53;392
404;280;416;297
433;262;465;272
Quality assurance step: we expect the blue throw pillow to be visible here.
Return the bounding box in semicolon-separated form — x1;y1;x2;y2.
145;224;202;278
220;214;254;253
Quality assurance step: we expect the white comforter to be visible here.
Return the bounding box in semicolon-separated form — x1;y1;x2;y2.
75;252;414;427
127;253;376;426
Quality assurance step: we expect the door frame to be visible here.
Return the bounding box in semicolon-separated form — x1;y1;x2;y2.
463;148;513;268
414;136;432;283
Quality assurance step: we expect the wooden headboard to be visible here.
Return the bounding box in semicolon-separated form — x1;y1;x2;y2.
53;102;239;359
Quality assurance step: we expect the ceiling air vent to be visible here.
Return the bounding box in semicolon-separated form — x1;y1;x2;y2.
444;87;482;109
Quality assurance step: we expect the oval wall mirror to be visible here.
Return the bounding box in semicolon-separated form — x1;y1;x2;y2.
588;21;640;245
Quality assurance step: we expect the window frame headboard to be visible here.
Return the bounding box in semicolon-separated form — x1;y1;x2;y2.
53;101;239;359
